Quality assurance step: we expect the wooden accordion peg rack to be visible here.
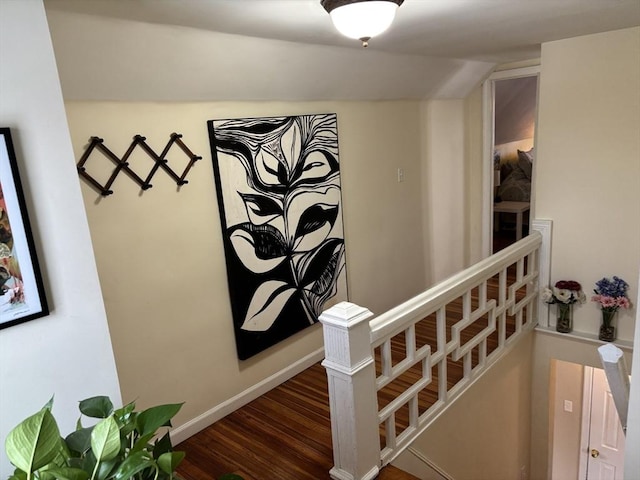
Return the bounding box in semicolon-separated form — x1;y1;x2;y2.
76;133;202;196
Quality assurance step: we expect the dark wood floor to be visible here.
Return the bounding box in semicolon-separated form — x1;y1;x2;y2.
176;362;419;480
177;267;525;480
176;362;332;479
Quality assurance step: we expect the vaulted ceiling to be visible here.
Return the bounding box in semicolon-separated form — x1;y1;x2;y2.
44;0;640;101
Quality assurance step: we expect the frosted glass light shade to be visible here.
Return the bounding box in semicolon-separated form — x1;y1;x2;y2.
329;1;399;40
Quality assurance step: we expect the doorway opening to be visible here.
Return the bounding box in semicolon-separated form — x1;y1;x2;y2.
549;360;626;480
481;66;539;257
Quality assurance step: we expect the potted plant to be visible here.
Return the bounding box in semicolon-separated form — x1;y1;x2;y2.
5;395;186;480
592;275;631;342
542;280;586;333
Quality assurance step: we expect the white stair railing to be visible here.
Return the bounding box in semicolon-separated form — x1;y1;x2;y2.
598;343;631;434
320;229;545;480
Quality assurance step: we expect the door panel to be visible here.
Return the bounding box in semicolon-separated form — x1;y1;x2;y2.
587;367;625;480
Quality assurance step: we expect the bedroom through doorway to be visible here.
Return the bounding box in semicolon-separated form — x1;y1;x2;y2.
482;66;540;256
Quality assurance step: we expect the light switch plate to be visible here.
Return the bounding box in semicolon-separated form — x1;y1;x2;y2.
564;400;573;412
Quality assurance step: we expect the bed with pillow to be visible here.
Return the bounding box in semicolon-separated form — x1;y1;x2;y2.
496;148;533;202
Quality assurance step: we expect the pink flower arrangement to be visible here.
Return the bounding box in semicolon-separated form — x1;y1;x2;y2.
591;294;630;310
592;276;631;313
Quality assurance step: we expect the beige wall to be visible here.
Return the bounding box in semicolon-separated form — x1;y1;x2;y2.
530;26;640;480
464;85;484;266
56;16;639;480
64;100;431;427
428;27;640;480
535;27;640;341
422;100;466;283
49;0;474;444
393;333;534;480
549;360;584;480
5;2;635;477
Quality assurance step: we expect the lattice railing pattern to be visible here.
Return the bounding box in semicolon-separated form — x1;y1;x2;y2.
371;237;539;464
77;133;202;196
320;230;545;480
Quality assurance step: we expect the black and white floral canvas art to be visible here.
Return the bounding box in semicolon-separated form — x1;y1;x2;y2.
208;114;348;360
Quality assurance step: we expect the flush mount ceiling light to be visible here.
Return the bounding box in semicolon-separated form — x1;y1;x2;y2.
321;0;404;47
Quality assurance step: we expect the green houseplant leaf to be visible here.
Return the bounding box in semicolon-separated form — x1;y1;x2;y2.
5;408;62;474
5;396;197;480
37;467;90;480
90;416;120;462
157;451;185;475
113;401;136;419
8;469;27;480
129;432;155;455
94;459;117;480
79;397;114;419
152;432;172;460
110;451;155;480
136;403;183;436
65;427;93;455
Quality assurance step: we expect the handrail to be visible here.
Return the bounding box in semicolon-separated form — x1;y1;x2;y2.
598;344;630;434
370;232;542;345
320;225;549;480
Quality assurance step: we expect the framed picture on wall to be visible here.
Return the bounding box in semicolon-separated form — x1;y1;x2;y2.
0;128;49;329
209;114;348;359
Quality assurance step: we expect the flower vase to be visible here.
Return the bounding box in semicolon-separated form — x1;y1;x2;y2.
599;310;617;342
556;303;573;333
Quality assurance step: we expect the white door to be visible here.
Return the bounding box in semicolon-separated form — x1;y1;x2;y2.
582;367;626;480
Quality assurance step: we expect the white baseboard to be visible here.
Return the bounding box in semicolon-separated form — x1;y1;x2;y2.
170;347;325;445
405;447;454;480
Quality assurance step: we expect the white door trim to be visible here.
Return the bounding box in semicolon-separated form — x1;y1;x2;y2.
481;65;541;257
579;366;595;480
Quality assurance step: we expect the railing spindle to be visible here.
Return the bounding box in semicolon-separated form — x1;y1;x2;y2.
321;229;547;478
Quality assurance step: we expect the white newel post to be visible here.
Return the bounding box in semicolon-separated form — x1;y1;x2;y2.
320;302;381;480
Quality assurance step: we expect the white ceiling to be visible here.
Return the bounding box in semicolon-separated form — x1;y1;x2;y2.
45;0;640;62
43;0;640;101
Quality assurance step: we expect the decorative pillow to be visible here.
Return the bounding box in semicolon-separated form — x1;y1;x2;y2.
500;162;514;183
497;173;531;202
508;161;528;182
517;148;533;180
